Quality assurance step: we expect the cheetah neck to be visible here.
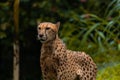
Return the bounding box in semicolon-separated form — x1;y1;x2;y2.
41;36;66;56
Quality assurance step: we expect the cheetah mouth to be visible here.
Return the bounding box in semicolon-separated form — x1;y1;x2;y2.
37;35;47;42
40;39;46;42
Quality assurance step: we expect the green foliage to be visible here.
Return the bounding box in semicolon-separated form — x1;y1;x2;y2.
58;0;120;53
97;63;120;80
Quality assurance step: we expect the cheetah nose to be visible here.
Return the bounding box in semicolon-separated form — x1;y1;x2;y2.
39;34;43;37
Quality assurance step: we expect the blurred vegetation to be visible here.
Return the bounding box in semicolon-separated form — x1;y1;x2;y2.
0;0;120;80
97;63;120;80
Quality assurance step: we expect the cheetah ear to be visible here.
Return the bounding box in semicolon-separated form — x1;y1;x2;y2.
56;22;60;30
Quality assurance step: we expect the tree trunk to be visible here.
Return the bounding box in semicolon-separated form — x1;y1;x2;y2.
13;0;20;80
13;41;19;80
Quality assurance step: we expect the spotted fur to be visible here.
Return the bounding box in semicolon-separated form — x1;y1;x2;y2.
37;22;97;80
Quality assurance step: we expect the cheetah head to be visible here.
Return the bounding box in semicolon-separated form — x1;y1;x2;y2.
37;22;60;43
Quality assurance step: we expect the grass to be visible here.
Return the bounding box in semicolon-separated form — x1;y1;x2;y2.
97;63;120;80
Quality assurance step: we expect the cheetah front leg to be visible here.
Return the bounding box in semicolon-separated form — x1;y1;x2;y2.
41;66;49;80
40;61;50;80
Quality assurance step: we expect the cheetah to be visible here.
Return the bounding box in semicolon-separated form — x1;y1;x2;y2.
37;22;97;80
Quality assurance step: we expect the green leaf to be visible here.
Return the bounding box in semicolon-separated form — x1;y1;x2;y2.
81;23;100;44
97;31;105;39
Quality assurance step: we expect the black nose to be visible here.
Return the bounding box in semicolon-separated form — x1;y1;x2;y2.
39;34;43;37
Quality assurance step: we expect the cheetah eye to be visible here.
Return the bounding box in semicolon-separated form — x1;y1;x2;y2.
38;27;41;30
46;27;50;30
